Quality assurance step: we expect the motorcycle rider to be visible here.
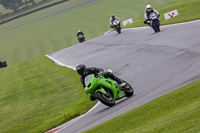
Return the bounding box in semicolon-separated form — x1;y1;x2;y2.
76;64;126;101
110;15;120;28
77;30;85;43
143;4;159;25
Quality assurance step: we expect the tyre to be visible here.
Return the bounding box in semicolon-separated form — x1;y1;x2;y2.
116;27;121;34
95;88;115;106
152;22;157;33
90;95;97;101
157;26;160;32
122;81;134;97
155;21;160;32
154;28;158;33
79;37;85;43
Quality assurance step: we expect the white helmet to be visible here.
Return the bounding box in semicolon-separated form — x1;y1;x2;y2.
146;4;151;11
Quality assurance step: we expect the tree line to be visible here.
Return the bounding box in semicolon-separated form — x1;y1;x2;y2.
0;0;37;12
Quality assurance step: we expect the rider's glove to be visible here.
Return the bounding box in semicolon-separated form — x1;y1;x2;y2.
98;71;103;76
143;19;147;24
110;25;114;28
95;71;103;78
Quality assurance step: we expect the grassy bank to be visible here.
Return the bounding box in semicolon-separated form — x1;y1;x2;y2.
125;0;200;28
0;56;97;133
84;80;200;133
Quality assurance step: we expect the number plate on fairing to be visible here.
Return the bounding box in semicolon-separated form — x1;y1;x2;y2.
118;91;125;98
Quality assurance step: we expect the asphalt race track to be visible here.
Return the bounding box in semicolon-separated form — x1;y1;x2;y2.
48;20;200;133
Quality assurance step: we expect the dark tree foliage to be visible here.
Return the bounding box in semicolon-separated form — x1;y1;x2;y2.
29;0;35;5
0;0;24;11
23;0;35;5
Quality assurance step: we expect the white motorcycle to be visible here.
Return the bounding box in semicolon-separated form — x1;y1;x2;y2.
111;19;121;34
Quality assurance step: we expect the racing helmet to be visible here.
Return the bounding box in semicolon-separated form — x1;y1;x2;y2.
146;4;152;11
112;15;115;20
76;64;86;75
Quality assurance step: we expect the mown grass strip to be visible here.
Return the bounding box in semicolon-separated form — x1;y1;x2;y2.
84;80;200;133
0;56;97;133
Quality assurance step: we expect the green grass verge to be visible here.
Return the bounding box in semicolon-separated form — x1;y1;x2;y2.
84;80;200;133
0;56;97;133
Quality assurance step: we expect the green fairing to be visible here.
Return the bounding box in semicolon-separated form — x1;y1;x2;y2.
95;89;106;95
85;75;126;100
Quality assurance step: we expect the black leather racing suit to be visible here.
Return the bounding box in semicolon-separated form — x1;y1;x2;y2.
144;8;159;19
80;67;123;89
77;32;84;37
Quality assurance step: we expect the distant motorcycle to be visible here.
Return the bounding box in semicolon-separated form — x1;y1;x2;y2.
111;19;121;34
78;34;85;43
149;13;160;33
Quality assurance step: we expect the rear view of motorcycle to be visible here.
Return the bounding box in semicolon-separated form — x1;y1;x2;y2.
111;19;121;34
149;13;160;33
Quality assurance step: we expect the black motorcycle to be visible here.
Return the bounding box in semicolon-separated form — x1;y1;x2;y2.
78;34;86;43
111;19;121;34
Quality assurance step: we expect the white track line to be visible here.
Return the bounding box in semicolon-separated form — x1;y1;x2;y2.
124;19;200;31
99;19;200;35
54;101;101;133
46;55;76;70
104;30;112;34
161;19;200;27
45;55;100;133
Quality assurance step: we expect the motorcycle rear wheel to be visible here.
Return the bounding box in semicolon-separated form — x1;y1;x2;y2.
95;88;115;106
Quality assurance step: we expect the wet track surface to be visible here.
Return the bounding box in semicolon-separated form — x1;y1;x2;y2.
49;20;200;133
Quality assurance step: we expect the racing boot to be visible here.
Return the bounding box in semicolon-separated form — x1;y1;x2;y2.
90;95;97;101
118;82;127;90
115;78;127;90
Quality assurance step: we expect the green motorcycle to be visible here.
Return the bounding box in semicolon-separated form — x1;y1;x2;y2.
84;70;134;106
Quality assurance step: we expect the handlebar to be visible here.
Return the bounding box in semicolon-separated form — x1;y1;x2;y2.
95;71;103;78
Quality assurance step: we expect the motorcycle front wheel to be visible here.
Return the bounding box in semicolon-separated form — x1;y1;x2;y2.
95;88;115;106
116;26;121;34
157;26;160;32
153;21;160;33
